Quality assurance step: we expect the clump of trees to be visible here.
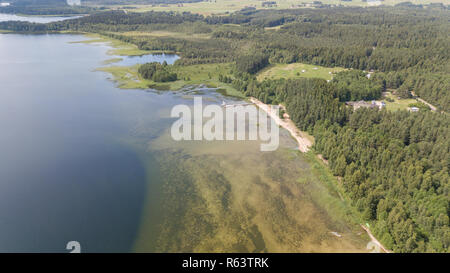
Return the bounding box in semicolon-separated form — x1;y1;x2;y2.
331;70;383;101
235;53;269;74
218;74;233;84
138;62;177;82
408;102;430;111
244;77;351;130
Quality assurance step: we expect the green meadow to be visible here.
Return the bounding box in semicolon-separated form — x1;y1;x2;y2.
382;91;418;112
98;63;245;98
71;33;152;56
108;0;446;16
257;63;346;82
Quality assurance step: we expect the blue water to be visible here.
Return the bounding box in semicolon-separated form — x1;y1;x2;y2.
0;13;81;23
0;33;184;252
116;53;180;66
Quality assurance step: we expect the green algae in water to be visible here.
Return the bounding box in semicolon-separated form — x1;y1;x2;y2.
133;134;368;252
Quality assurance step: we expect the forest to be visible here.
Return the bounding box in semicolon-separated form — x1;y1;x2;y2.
244;76;449;252
1;4;448;252
0;0;206;14
84;0;203;4
2;5;444;111
331;71;383;102
0;0;97;15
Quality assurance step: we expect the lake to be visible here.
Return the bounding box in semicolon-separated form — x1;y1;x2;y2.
114;53;180;66
0;13;81;23
0;33;368;252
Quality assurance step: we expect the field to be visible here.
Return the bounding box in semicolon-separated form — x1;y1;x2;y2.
257;63;346;82
98;62;245;97
71;33;152;56
119;30;211;40
75;33;243;96
105;0;447;16
381;91;418;111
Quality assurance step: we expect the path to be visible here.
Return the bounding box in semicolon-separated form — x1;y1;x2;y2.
411;91;437;112
361;224;391;253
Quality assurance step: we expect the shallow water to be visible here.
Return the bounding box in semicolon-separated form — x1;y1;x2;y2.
0;33;368;252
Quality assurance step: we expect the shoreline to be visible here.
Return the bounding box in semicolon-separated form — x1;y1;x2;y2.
250;97;313;153
251;96;392;253
361;225;391;253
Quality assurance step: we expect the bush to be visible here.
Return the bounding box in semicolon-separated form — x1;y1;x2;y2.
408;102;430;111
138;62;178;82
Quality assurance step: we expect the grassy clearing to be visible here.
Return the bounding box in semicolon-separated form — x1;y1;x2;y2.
98;62;245;97
382;91;418;111
257;63;346;82
112;0;259;16
71;33;152;56
97;65;147;89
105;0;443;16
120;30;211;40
101;57;123;65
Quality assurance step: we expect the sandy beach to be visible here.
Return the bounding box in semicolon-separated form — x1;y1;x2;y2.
250;97;313;153
251;97;392;252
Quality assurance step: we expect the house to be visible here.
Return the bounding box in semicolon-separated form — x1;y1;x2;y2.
346;100;385;110
372;100;386;109
367;0;382;6
346;101;372;110
410;107;419;112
